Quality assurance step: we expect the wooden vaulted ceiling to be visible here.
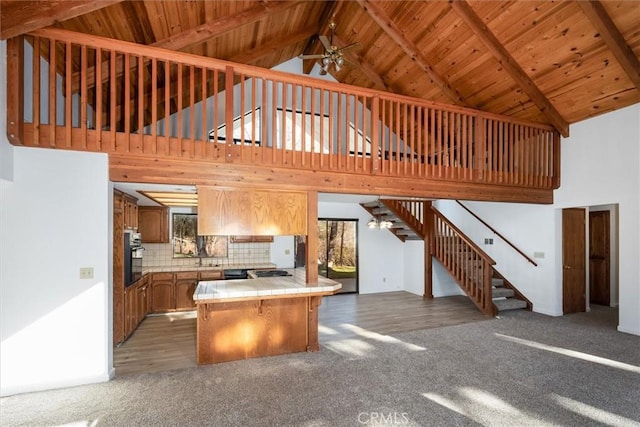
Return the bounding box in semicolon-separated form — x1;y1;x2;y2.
2;0;640;137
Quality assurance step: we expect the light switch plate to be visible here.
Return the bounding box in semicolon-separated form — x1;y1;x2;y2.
534;251;545;259
285;249;290;255
80;267;94;279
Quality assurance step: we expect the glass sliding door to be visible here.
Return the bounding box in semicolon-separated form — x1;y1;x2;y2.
318;218;358;294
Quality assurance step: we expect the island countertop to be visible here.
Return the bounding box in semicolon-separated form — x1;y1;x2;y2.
194;268;341;302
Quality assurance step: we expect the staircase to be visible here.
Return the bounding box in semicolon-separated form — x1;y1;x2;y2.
361;199;531;316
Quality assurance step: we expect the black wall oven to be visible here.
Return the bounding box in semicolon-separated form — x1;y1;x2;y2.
124;231;144;287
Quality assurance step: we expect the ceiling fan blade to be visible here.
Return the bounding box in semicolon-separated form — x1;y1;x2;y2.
319;35;332;52
337;42;361;53
299;54;325;60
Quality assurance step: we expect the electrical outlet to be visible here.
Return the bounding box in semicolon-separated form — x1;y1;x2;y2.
79;267;94;279
383;277;387;283
484;238;494;245
285;249;290;255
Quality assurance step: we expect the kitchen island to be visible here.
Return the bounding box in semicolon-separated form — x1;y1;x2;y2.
193;269;341;365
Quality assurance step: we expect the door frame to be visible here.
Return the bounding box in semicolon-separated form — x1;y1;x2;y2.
588;204;619;307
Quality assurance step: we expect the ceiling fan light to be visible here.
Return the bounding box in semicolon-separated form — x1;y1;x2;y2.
334;63;342;72
380;219;393;229
322;57;331;66
336;56;344;67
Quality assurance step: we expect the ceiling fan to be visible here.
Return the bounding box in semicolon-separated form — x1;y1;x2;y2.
299;22;360;75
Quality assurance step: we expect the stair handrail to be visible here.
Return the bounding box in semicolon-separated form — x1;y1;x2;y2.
455;201;538;267
431;206;496;316
432;208;496;266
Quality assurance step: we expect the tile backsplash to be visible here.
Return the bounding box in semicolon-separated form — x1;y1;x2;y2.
143;241;271;268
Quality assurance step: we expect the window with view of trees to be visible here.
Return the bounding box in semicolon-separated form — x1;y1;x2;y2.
172;213;228;258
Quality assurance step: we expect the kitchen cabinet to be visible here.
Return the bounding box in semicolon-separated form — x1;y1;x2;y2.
149;270;223;313
123;274;150;341
175;272;199;310
230;235;274;243
150;273;174;313
138;206;169;243
197;187;307;236
123;193;138;230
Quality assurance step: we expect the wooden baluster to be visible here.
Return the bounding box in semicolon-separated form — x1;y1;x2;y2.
164;61;171;156
281;81;287;165
301;85;306;167
240;74;246;161
271;81;277;164
222;65;230;160
95;47;102;150
109;49;115;150
32;37;40;145
292;82;297;166
310;87;316;169
81;44;87;149
151;58;157;154
189;65;195;157
123;54;131;152
201;66;207;158
65;41;71;148
138;54;144;153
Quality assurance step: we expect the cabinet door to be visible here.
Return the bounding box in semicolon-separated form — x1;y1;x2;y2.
175;280;197;310
137;283;148;326
139;207;169;243
151;280;174;312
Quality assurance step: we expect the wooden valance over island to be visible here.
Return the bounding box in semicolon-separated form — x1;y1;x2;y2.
194;269;341;365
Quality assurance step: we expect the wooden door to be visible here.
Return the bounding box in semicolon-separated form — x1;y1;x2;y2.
589;211;610;306
563;208;586;314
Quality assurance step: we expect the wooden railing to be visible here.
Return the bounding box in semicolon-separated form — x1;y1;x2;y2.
381;199;427;237
6;28;560;191
432;208;496;316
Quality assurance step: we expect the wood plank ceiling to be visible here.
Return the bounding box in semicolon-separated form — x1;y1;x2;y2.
2;0;639;136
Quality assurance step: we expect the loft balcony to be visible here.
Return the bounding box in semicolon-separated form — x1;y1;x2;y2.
6;29;560;203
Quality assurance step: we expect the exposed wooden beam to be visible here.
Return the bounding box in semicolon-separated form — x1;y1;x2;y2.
301;0;344;75
152;1;305;52
229;27;318;65
449;0;570;137
69;1;305;93
578;0;640;93
1;0;123;40
355;0;468;107
332;34;390;92
109;155;554;204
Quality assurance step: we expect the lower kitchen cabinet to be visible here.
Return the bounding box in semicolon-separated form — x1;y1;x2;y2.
175;272;199;310
123;275;150;341
150;273;175;313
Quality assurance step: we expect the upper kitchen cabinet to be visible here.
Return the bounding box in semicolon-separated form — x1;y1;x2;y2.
138;206;169;243
197;187;307;236
115;191;138;230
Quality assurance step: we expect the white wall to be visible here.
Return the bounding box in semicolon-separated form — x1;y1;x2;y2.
318;202;404;293
0;41;112;396
434;104;640;335
403;241;465;297
270;236;295;268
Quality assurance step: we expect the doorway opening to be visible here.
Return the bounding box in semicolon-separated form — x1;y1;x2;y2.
561;204;619;321
295;219;359;294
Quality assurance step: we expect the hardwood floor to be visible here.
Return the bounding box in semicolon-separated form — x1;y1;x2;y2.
114;292;489;376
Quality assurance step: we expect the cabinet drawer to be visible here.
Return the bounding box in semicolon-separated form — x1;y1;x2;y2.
152;272;174;281
176;271;199;280
200;270;223;280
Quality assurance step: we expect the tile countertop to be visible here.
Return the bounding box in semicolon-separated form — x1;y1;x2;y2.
142;263;276;274
194;268;342;301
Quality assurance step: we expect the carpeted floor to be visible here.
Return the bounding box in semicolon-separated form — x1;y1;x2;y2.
1;307;639;426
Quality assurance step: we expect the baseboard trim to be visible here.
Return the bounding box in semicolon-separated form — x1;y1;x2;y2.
0;372;111;397
617;325;640;336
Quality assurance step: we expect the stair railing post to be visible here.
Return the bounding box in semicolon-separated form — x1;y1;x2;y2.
6;36;25;146
483;259;494;315
424;201;434;299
